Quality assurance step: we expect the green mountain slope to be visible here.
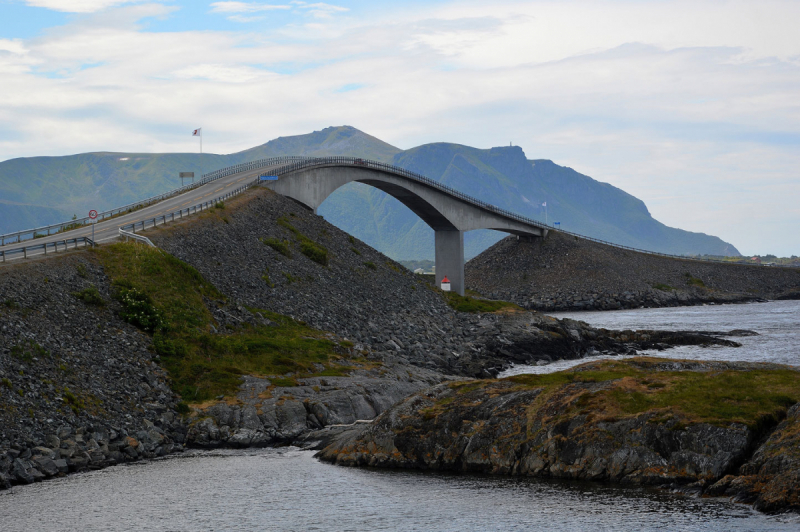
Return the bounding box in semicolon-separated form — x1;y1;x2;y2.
0;126;738;258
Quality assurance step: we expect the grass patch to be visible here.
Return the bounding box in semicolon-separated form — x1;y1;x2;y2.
277;216;329;266
262;237;291;258
505;358;800;430
300;240;328;266
685;273;706;288
652;283;675;291
363;261;377;271
350;247;361;255
71;285;105;306
442;291;523;313
96;241;355;402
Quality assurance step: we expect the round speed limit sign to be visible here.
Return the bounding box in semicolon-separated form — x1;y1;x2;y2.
89;210;98;219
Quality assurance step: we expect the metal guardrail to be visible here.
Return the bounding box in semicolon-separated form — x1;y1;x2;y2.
0;237;95;263
118;184;252;237
119;228;154;247
0;156;308;247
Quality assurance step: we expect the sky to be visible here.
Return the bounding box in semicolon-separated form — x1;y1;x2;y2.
0;0;798;256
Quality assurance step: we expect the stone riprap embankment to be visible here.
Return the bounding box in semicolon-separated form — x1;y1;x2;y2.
466;232;800;311
0;255;187;489
317;358;800;514
151;189;738;379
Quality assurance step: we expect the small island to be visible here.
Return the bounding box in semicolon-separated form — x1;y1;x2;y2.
317;357;800;514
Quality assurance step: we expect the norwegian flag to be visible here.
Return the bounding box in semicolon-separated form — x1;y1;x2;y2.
192;128;202;136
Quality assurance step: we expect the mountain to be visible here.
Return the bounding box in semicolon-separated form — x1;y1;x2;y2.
0;126;739;257
0;126;398;230
319;143;739;258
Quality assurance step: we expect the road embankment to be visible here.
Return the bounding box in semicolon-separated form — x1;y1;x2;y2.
466;232;800;311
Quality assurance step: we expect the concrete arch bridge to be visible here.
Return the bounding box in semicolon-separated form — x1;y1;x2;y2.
266;157;549;295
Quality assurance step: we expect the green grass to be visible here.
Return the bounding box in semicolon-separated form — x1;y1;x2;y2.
262;237;291;258
363;261;377;270
652;283;675;291
506;359;800;430
300;240;328;266
97;242;355;402
684;273;706;288
442;291;523;313
277;216;328;266
71;285;105;306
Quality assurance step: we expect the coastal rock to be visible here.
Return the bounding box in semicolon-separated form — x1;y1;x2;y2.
318;358;800;514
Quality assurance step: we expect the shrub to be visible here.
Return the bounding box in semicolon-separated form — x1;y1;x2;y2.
114;285;165;332
363;261;377;270
72;285;105;306
350;247;361;255
300;241;328;266
262;238;291;257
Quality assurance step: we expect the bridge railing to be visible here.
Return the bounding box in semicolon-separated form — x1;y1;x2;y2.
0;237;95;263
0;156;308;247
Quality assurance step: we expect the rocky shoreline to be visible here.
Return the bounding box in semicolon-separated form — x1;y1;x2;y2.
317;358;800;514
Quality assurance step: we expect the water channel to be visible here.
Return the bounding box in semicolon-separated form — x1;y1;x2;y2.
2;301;799;531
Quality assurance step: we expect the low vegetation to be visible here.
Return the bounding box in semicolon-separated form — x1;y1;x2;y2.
71;285;105;306
277;216;329;266
442;291;522;313
97;242;356;402
262;237;291;258
503;358;800;430
684;273;706;288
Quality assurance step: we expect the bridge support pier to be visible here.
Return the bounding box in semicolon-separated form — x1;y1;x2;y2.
435;230;464;296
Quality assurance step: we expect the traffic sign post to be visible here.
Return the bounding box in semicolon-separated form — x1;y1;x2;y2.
89;210;98;244
179;172;195;186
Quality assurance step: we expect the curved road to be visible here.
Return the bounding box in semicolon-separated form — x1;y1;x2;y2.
0;164;280;261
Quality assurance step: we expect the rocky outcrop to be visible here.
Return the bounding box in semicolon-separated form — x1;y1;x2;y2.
466;232;800;311
317;358;800;514
0;254;187;489
708;403;800;513
187;360;446;448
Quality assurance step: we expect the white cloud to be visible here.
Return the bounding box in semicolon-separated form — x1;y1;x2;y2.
24;0;150;13
0;0;799;255
209;2;290;13
291;1;348;19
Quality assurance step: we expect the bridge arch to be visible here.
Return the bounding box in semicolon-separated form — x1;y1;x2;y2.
266;160;547;295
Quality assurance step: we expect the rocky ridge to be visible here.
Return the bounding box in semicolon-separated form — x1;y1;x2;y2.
466;232;800;311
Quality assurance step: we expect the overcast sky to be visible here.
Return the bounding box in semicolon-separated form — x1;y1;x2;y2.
1;0;798;256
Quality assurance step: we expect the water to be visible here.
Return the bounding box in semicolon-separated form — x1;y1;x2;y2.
501;300;800;377
3;301;800;531
1;448;798;531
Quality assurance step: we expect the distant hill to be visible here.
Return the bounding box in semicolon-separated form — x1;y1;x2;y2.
0;126;739;257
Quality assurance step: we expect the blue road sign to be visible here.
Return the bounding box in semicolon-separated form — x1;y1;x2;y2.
259;175;279;181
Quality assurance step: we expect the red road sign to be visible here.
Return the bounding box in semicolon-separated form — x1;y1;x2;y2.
89;210;98;219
